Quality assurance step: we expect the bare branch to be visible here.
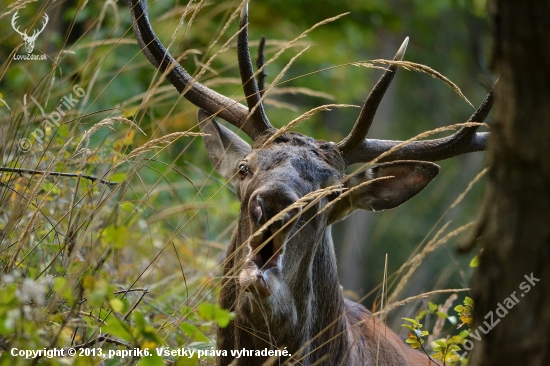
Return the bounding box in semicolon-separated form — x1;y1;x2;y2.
0;167;119;186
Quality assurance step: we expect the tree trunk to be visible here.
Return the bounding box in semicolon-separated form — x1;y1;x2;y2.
471;1;550;365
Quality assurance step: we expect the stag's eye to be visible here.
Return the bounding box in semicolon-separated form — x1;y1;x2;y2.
321;176;343;201
238;163;250;179
327;187;342;201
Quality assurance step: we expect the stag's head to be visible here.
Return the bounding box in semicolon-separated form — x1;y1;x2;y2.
11;11;49;54
200;109;443;299
127;0;492;300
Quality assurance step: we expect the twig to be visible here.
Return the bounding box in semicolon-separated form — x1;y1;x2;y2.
0;167;119;186
256;36;267;96
71;334;130;350
123;287;149;321
113;288;149;295
414;332;439;365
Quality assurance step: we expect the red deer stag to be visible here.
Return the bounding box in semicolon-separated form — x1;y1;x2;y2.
127;1;492;364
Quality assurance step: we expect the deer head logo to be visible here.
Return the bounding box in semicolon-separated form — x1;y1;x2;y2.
11;11;49;54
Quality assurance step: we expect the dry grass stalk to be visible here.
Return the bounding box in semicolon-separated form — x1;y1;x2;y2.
6;184;52;271
350;62;390;72
114;131;206;168
389;221;476;303
147;203;213;223
344;122;487;185
317;176;393;216
388;221;451;302
248;39;310;49
370;59;474;108
449;167;488;210
427;293;458;344
263;99;300;112
268;87;336;101
374;289;469;316
76;117;144;152
376;254;390;365
203;77;242;88
246;12;349;115
254;12;349;79
262;104;358;146
183;0;247;94
249;46;311;117
0;0;37;19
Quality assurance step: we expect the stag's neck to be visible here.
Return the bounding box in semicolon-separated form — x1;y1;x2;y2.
235;225;351;361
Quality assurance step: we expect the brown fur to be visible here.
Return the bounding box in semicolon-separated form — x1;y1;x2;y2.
201;126;438;366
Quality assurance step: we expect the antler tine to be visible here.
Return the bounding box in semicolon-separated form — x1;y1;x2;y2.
256;36;267;97
338;37;409;156
343;88;494;164
238;3;273;132
126;0;269;140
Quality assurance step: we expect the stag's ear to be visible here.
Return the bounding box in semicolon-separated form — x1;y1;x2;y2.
328;161;439;224
198;110;251;185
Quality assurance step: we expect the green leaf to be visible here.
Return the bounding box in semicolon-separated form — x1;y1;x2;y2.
124;107;139;118
136;354;164;366
428;302;438;313
198;303;233;328
120;202;135;212
53;276;74;304
88;279;110;307
109;173;127;183
57;125;70;138
435;311;448;318
464;296;474;306
469;254;479;267
416;309;428;320
435;339;447;348
454;305;464;312
103;316;133;341
401;317;418;326
175;354;200;366
100;225;129;248
110;298;124;313
41;182;60;196
134;311;146;331
0;284;17;305
180;322;209;342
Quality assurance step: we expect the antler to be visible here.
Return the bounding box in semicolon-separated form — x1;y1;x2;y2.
338;37;492;164
126;0;274;140
28;13;49;41
11;11;27;38
237;4;272;131
343;89;492;164
338;37;409;155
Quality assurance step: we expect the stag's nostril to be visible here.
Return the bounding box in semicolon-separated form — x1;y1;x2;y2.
249;190;300;228
250;196;264;224
281;207;301;226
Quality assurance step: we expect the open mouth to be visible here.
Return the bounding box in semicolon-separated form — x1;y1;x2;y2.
250;227;282;270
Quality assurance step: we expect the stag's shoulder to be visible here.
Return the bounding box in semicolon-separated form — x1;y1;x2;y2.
342;299;433;366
